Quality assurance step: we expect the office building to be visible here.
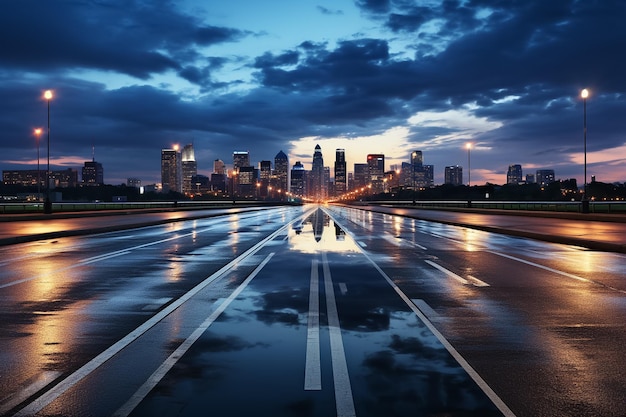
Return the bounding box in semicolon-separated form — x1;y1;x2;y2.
233;151;250;171
536;169;555;186
334;149;347;196
507;164;523;185
238;166;258;197
161;147;182;193
82;159;104;186
353;163;368;191
210;173;227;193
3;168;78;189
408;150;434;189
181;144;197;195
214;159;226;175
259;160;272;197
189;174;209;194
2;170;44;187
290;161;306;198
274;151;289;193
367;154;385;194
310;145;325;201
445;165;463;186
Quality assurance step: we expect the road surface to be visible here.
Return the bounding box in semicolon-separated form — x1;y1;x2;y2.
1;205;625;416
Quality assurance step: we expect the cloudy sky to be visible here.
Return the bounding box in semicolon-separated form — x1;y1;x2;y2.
1;0;625;186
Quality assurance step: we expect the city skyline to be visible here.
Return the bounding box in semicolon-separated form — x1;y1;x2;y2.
1;1;626;186
0;140;596;192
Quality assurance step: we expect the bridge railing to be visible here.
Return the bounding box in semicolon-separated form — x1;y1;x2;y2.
358;200;626;214
0;200;290;215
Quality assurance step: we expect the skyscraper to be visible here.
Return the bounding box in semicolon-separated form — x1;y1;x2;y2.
82;160;103;186
214;159;225;175
274;151;289;193
536;169;555;186
233;151;250;171
259;160;272;197
181;143;197;195
311;144;325;201
290;161;306;198
161;147;182;193
445;165;463;186
410;150;433;189
507;164;523;184
353;163;368;191
334;149;347;196
367;154;385;193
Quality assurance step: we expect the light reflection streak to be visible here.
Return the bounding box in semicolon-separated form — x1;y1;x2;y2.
393;217;402;236
228;214;241;257
461;228;482;252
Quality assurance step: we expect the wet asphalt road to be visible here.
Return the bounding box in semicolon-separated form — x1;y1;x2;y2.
1;205;626;416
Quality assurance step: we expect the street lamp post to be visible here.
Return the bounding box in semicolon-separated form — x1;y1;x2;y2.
466;143;472;187
581;88;589;213
34;128;42;202
43;90;53;214
466;142;472;207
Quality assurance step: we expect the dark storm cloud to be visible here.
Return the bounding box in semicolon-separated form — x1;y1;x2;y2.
0;0;247;80
256;39;422;102
2;0;626;184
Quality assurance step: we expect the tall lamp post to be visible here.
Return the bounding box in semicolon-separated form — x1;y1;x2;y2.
466;142;472;207
34;128;42;202
581;88;589;213
43;90;53;214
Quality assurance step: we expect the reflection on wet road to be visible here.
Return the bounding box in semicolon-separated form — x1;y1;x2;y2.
2;205;626;416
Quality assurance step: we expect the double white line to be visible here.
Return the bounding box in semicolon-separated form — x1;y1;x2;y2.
305;252;356;417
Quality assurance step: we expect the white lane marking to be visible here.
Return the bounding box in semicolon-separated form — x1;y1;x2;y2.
424;260;469;285
11;215;300;417
322;252;356;417
304;259;322;391
467;275;490;287
487;250;591;283
357;241;367;247
339;282;348;295
113;253;276;417
411;299;440;320
322;208;516;417
0;371;61;415
407;240;428;250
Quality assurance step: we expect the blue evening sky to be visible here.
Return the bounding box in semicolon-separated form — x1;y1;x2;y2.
1;0;625;185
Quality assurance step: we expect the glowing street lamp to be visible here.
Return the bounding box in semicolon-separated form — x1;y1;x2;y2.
33;128;42;201
43;90;53;214
581;88;589;213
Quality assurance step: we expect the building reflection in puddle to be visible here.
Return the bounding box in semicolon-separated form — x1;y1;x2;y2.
288;208;360;254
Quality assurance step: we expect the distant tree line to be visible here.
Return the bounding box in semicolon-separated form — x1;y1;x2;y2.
2;179;626;202
373;179;626;202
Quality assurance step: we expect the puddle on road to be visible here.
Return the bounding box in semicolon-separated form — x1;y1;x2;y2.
288;208;361;254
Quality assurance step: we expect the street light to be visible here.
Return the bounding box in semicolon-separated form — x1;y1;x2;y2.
33;128;42;201
581;88;589;213
43;90;53;214
466;142;472;208
466;143;472;187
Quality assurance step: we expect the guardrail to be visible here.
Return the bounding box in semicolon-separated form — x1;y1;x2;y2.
0;200;292;215
358;200;626;214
